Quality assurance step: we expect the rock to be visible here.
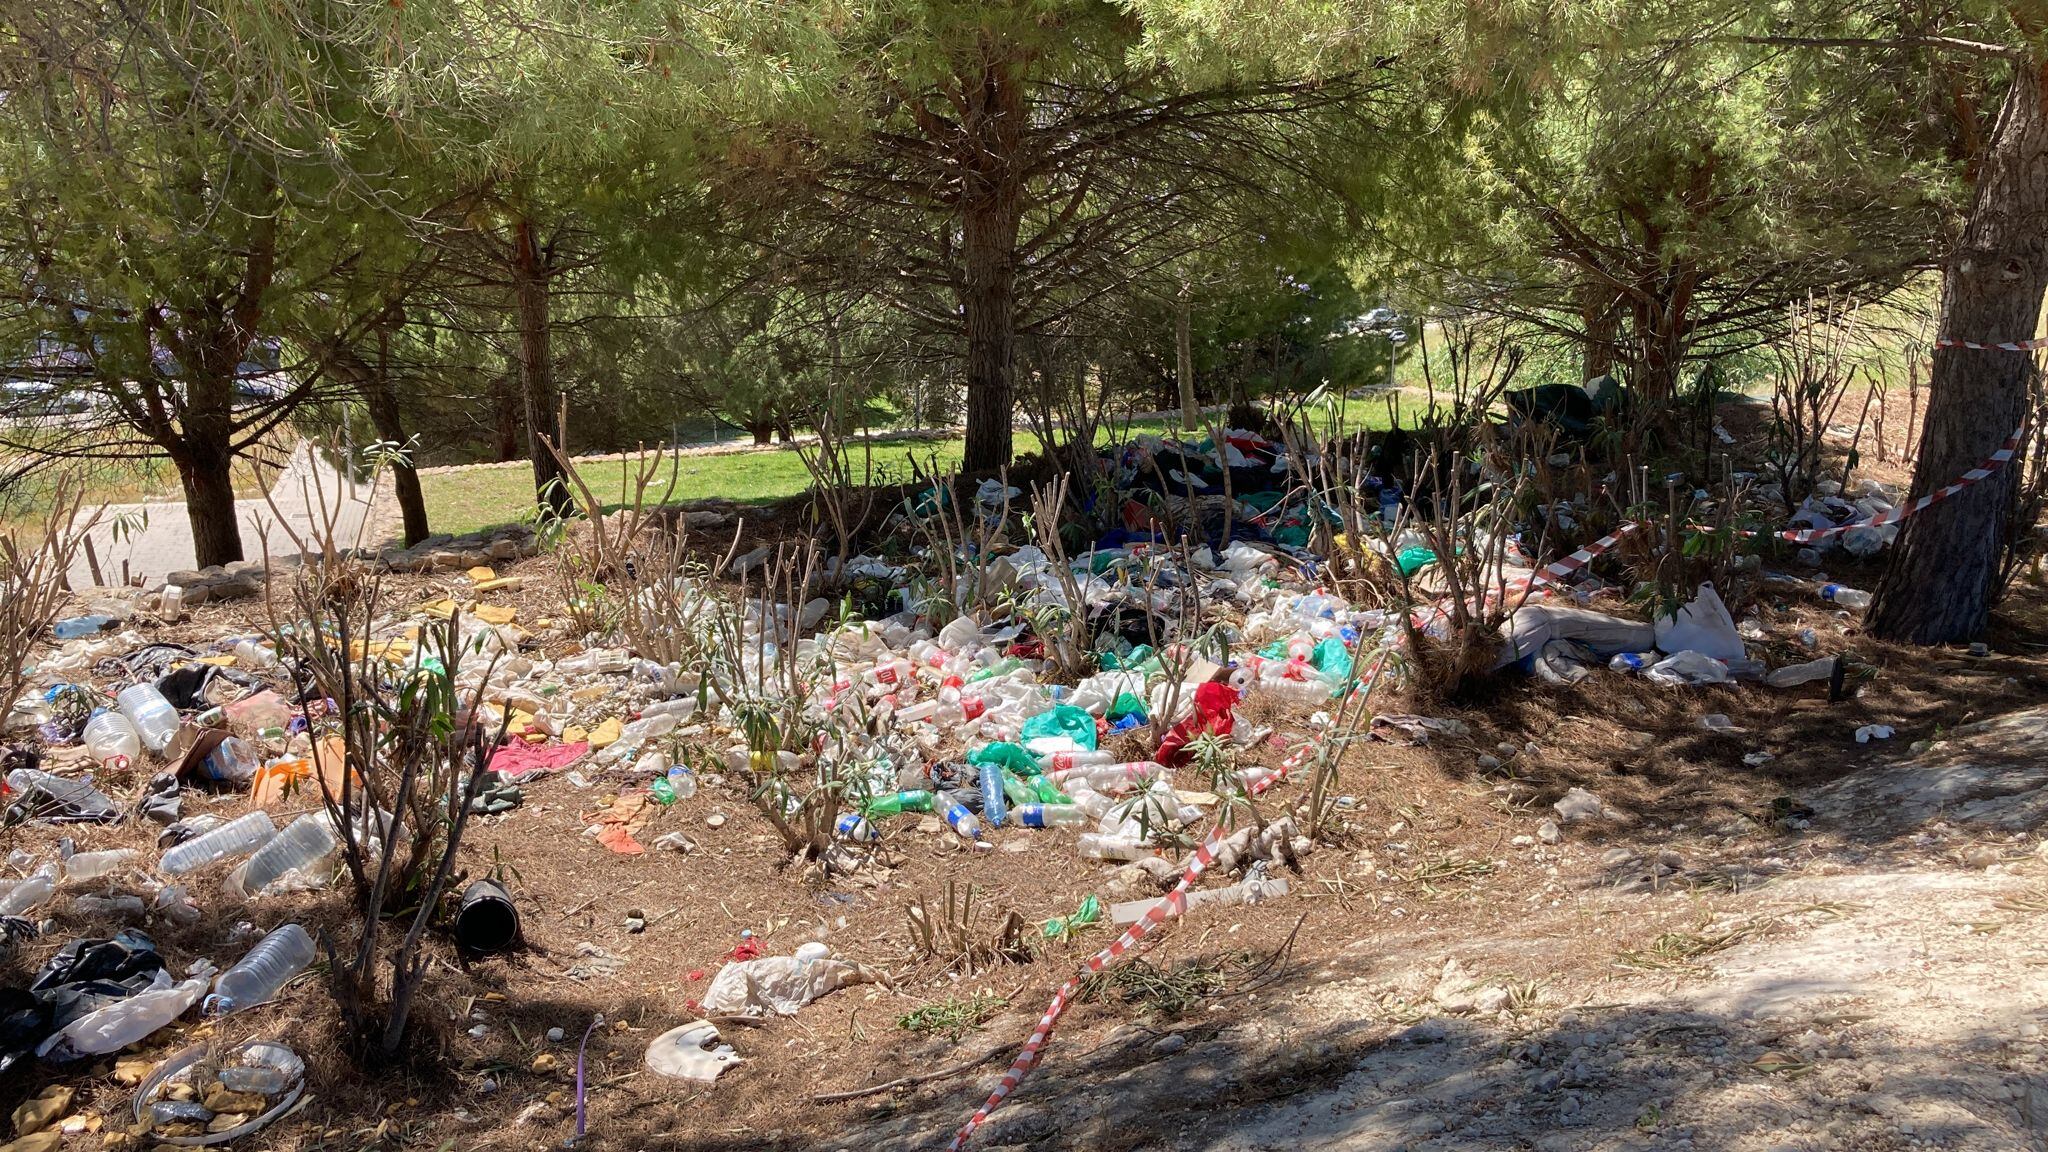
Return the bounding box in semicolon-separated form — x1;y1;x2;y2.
1511;835;1535;847
200;1087;267;1116
206;1112;252;1134
532;1053;560;1073
1476;753;1502;772
1961;845;2000;870
1553;787;1611;824
207;576;262;601
1150;1033;1188;1057
547;1027;567;1042
1396;1019;1448;1044
489;539;522;561
1431;958;1482;1013
0;1133;61;1152
729;545;773;575
11;1085;71;1136
1537;819;1562;844
683;510;732;530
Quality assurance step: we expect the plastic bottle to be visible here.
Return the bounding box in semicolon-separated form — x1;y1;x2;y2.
82;712;142;768
968;657;1024;683
233;812;338;896
978;763;1008;828
936;795;983;840
664;765;697;801
895;699;939;724
161;811;277;875
233;639;277;669
39;970;212;1058
1077;833;1160;861
116;684;181;755
1608;652;1651;673
206;924;315;1015
862;790;933;818
1014;803;1090;829
834;812;879;842
158;586;186;619
0;873;54;915
53;615;116;640
1820;584;1872;610
192;737;259;784
1046;761;1163;794
1035;748;1114;772
864;658;913;688
60;848;138;885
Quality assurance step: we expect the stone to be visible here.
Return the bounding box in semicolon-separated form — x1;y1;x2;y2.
208;576;262;601
547;1027;567;1042
1961;845;2000;870
1553;787;1610;823
489;539;522;561
0;1133;61;1152
1537;819;1563;844
1150;1033;1188;1057
11;1086;71;1136
199;1087;267;1116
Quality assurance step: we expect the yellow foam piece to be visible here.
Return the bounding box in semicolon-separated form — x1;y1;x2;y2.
467;566;497;582
472;604;517;625
587;717;622;750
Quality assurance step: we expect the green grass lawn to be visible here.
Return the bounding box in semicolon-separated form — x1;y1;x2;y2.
418;397;1422;537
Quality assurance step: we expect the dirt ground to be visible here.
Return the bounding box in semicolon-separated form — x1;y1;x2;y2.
7;387;2048;1152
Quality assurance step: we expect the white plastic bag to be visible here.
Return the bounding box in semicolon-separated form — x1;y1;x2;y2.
1645;650;1732;686
701;947;883;1018
1654;583;1746;662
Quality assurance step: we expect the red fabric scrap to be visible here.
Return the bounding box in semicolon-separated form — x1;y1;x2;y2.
485;740;590;783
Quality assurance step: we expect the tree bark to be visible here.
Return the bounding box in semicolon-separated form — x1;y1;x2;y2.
1580;282;1620;381
177;437;243;568
510;214;569;514
957;60;1026;474
1176;283;1197;428
1870;60;2048;644
362;335;430;547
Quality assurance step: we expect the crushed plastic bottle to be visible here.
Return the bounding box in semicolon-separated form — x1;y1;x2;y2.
936;795;983;840
834;812;879;842
206;923;315;1015
1608;652;1652;673
1014;803;1089;829
60;848;138;885
0;873;54;916
978;763;1008;828
862;790;933;818
53;615;116;640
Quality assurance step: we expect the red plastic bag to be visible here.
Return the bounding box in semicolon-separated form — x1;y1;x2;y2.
1155;682;1238;767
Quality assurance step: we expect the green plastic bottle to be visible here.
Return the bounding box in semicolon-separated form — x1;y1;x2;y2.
968;657;1025;683
863;789;934;817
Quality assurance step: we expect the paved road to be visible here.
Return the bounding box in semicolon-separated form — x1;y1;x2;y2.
66;442;386;588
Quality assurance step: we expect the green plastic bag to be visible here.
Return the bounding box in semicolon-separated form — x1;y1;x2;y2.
968;742;1041;777
1107;692;1148;722
1395;545;1438;577
1020;704;1099;751
1312;636;1354;697
1042;894;1103;940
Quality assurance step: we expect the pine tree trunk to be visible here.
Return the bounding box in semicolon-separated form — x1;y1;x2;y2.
360;340;430;547
1176;284;1197;428
511;215;569;514
1870;60;2048;644
178;443;243;569
957;60;1025;474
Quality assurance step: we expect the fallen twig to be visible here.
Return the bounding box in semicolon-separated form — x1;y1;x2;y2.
810;1044;1013;1103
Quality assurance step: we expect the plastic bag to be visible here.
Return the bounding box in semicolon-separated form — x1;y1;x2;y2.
967;742;1041;777
1020;704;1098;752
1654;583;1746;662
1645;650;1732;686
1156;682;1238;766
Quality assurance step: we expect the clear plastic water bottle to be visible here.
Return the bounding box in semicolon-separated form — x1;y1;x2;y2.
1014;803;1089;829
161;811;277;874
116;684;180;754
59;848;137;885
936;796;982;840
1077;833;1158;861
834;812;879;842
978;763;1007;828
1820;584;1872;610
665;765;697;801
0;873;54;916
233;812;338;896
206;923;315;1015
82;712;141;768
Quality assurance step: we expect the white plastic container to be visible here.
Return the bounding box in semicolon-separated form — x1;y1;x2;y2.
161;811;277;875
82;712;142;767
207;923;315;1015
116;684;180;755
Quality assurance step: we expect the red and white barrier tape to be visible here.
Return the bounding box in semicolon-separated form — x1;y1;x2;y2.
1936;336;2048;352
1777;424;2023;542
1528;523;1637;589
945;657;1385;1152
